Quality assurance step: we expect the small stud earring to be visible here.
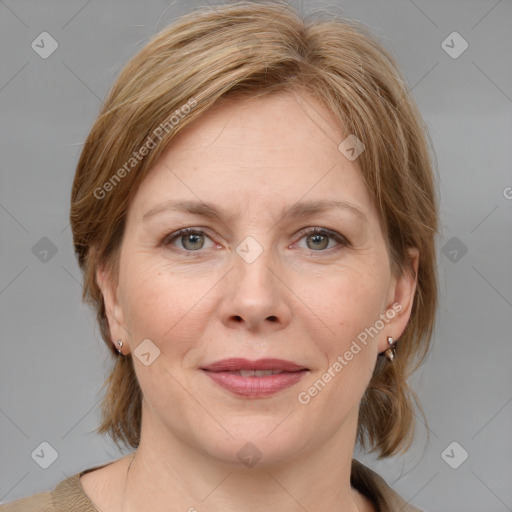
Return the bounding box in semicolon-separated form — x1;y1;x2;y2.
116;339;123;355
384;336;396;362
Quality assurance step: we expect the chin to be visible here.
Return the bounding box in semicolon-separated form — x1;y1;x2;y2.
192;418;310;469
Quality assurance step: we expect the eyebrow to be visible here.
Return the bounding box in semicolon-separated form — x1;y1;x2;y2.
142;199;368;223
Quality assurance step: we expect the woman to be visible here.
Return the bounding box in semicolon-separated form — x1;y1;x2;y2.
1;1;437;511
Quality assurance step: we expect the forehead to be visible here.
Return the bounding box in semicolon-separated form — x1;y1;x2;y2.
129;91;379;226
163;91;344;165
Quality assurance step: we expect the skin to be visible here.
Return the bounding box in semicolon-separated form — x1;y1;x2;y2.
82;90;419;512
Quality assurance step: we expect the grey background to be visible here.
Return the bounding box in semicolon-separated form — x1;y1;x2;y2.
1;1;511;510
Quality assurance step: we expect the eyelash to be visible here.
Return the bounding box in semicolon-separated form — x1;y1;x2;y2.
161;227;350;255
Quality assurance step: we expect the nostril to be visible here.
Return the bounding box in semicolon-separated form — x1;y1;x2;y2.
267;316;277;322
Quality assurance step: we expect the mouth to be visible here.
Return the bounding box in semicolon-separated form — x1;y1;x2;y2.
200;358;309;398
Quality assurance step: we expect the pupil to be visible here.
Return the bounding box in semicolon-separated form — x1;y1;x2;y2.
184;233;203;250
309;234;328;250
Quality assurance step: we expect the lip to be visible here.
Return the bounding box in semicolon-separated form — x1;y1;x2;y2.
201;358;307;372
201;358;309;398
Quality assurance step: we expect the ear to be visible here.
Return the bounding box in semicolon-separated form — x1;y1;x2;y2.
96;261;128;353
378;247;419;354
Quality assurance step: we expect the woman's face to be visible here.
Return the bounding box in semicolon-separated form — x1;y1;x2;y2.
99;91;417;466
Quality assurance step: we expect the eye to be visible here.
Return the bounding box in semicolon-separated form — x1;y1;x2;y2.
295;227;349;252
162;228;215;252
162;227;349;254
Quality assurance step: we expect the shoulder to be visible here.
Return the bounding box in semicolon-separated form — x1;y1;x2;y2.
351;458;426;512
0;466;103;512
0;491;55;512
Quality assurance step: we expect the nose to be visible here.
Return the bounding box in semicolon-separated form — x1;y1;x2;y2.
218;246;292;334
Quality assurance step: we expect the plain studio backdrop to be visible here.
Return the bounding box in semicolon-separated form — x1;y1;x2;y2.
0;1;511;511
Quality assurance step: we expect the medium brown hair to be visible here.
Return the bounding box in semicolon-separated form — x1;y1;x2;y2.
70;0;438;458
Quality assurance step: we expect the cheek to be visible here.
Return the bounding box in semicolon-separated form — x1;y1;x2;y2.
299;261;389;393
298;261;388;341
118;255;215;356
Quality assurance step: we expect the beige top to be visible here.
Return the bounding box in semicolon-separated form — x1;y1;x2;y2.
0;458;424;511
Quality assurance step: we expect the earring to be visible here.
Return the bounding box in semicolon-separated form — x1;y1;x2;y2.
384;336;396;362
116;339;124;355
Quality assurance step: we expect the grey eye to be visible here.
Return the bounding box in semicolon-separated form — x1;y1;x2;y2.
164;229;215;251
180;232;205;250
297;228;346;252
306;233;330;250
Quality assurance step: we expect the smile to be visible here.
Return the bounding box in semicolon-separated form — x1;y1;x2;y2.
201;358;309;398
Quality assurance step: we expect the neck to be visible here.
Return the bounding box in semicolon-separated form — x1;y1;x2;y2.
120;404;365;512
